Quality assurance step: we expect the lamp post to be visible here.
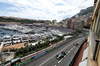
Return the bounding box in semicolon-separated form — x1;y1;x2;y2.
0;53;4;66
0;53;2;66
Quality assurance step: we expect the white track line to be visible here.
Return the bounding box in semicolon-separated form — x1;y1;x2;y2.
39;38;82;66
58;58;63;63
71;48;73;50
39;43;71;66
68;51;70;53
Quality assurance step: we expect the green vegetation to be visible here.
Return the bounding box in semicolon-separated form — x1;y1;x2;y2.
3;36;64;58
68;31;78;36
73;28;82;33
72;6;93;18
66;28;82;36
24;42;29;46
3;60;10;64
50;36;64;44
0;17;45;24
14;36;63;58
14;43;50;58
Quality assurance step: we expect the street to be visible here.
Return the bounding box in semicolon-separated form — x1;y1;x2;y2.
25;37;85;66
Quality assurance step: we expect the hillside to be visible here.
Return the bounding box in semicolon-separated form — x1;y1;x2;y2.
72;6;93;18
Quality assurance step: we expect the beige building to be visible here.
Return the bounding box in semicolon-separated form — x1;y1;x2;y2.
74;20;84;30
62;20;68;28
79;0;100;66
52;19;57;26
33;23;45;26
56;23;62;27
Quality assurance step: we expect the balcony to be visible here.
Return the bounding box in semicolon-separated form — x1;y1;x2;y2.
79;29;98;66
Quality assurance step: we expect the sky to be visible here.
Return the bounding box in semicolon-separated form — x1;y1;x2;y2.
0;0;93;22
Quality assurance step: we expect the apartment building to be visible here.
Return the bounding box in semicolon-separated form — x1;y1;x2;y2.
67;19;72;28
52;19;57;26
79;0;100;66
62;20;67;28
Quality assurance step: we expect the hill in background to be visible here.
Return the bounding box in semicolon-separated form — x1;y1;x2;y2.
72;6;93;18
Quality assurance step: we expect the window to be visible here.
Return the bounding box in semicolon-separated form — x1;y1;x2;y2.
93;12;98;32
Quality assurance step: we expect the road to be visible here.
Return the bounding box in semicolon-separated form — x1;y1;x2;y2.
25;37;85;66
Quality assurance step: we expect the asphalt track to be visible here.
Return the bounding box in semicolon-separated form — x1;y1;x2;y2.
25;37;85;66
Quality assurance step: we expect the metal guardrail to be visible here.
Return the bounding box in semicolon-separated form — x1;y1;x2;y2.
69;38;87;66
5;36;83;66
89;29;96;54
89;29;100;60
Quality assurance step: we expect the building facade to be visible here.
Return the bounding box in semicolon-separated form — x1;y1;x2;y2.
79;0;100;66
67;19;72;28
62;20;67;28
74;20;84;30
71;19;76;29
52;19;57;26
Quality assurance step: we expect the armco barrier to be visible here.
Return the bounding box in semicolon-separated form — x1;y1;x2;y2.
69;38;87;66
54;45;61;48
14;57;33;66
33;51;47;59
47;47;55;52
7;36;83;66
14;51;47;66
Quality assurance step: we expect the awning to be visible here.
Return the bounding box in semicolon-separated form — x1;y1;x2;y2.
79;59;87;66
82;47;88;61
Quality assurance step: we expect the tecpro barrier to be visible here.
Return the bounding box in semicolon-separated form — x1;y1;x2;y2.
13;57;33;66
54;45;61;48
33;51;47;59
9;36;84;66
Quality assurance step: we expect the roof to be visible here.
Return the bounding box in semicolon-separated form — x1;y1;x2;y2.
79;59;87;66
82;47;88;61
64;35;73;39
3;35;11;38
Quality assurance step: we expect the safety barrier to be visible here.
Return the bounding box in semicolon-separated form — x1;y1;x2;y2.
47;47;55;52
13;51;47;66
54;45;61;48
69;38;87;66
8;36;83;66
33;51;47;59
14;57;33;66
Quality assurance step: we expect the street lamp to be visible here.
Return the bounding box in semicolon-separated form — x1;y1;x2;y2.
0;53;2;66
0;53;4;66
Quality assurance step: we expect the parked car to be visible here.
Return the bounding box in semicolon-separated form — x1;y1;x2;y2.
56;52;66;60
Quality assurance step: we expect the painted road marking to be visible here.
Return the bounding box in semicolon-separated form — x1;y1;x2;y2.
39;43;71;66
68;51;70;53
39;38;82;66
58;58;63;63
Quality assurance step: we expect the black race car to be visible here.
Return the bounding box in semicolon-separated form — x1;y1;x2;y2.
56;52;66;60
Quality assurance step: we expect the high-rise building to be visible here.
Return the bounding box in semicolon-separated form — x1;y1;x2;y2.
71;19;76;28
62;20;67;28
52;19;57;26
67;19;72;28
74;20;84;30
